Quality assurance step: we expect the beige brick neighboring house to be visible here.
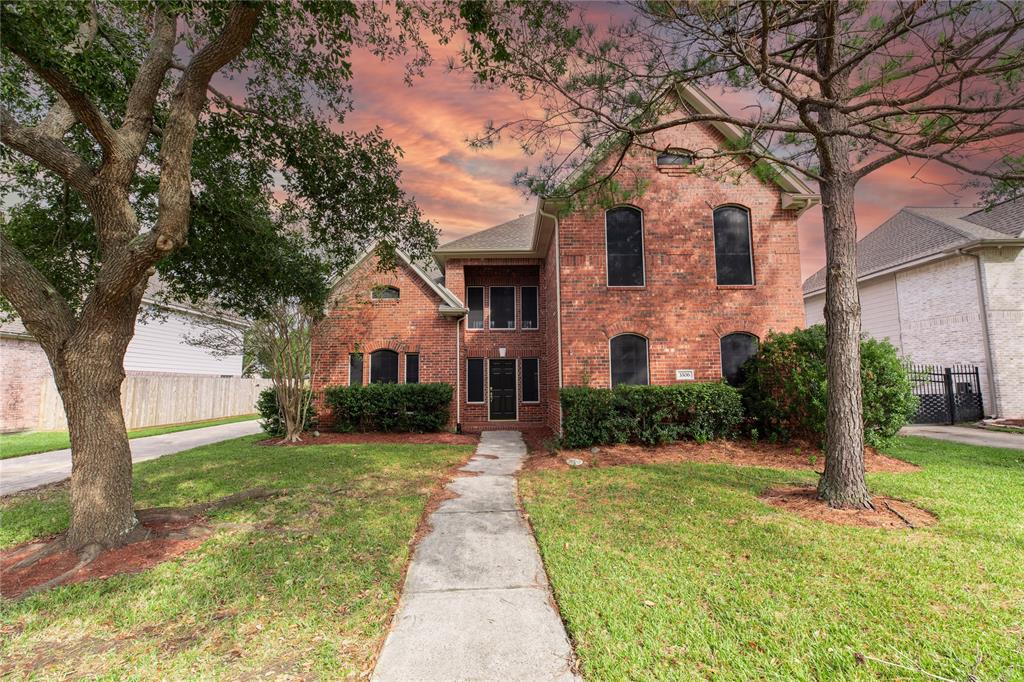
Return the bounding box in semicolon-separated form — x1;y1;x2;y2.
803;200;1024;418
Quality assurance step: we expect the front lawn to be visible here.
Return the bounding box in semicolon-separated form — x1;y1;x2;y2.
520;437;1024;680
0;413;259;460
0;436;472;679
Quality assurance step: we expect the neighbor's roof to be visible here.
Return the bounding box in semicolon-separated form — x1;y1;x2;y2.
802;199;1023;295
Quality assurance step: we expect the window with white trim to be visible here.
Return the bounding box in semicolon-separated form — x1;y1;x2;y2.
489;286;516;329
610;334;649;386
467;287;484;329
521;286;539;329
371;285;400;300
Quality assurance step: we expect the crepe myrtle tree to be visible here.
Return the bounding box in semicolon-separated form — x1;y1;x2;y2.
440;0;1024;508
0;0;437;553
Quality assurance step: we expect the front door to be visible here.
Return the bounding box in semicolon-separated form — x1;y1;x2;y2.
489;359;517;420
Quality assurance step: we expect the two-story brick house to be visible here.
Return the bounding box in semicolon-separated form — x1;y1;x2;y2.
312;85;819;434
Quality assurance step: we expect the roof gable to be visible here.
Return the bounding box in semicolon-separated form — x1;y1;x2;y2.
330;244;465;313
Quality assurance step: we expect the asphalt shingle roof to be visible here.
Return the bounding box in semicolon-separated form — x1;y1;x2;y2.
802;199;1022;294
434;213;537;253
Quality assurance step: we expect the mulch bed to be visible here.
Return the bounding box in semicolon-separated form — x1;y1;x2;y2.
523;439;919;474
1;517;209;600
760;486;937;529
259;431;479;447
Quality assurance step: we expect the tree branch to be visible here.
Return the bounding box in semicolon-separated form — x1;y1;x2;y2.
0;233;75;349
1;107;96;193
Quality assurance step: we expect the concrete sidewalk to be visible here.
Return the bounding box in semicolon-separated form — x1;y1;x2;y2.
900;424;1024;450
0;420;262;495
373;431;579;682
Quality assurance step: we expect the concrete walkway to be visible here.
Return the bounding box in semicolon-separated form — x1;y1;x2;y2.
0;420;262;495
900;424;1024;450
373;431;579;682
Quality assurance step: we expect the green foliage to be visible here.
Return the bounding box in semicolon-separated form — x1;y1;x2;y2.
560;383;743;449
741;325;918;448
257;387;315;437
324;383;453;433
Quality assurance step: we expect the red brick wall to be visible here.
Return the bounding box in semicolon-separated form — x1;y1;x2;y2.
0;336;53;432
311;252;459;427
557;123;805;389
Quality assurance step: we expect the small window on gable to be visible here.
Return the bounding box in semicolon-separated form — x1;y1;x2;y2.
371;285;400;300
610;334;649;387
606;207;645;287
720;333;759;387
714;206;754;285
657;150;694;167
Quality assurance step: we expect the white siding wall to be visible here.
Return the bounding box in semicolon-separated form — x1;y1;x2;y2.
803;274;901;351
125;308;243;376
979;246;1024;417
804;293;825;327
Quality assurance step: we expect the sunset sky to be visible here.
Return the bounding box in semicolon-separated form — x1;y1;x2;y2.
341;10;984;283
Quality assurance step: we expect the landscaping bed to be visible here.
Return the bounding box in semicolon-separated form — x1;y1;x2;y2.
0;435;474;679
519;436;1024;680
526;439;918;473
259;431;478;446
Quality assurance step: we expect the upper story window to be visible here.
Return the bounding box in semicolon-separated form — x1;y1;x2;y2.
657;150;694;167
521;286;539;330
606;206;645;287
370;349;399;384
467;287;484;329
720;333;759;387
489;286;516;329
371;285;400;300
713;205;754;285
610;333;649;387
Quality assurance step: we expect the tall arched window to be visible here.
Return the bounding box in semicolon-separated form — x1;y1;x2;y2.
370;349;399;384
606;206;645;286
713;206;754;285
720;333;759;386
610;334;649;386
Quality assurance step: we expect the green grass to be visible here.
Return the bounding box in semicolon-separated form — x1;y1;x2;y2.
0;436;473;679
520;437;1024;681
0;414;258;460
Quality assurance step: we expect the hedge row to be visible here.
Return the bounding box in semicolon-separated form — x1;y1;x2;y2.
324;383;452;433
560;383;743;448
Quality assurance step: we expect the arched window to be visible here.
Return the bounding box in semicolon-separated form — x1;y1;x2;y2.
713;206;754;285
610;334;649;386
657;150;694;167
720;333;759;387
371;285;400;300
370;349;399;384
606;206;645;286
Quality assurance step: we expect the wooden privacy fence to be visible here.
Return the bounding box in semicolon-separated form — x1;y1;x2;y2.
33;374;271;431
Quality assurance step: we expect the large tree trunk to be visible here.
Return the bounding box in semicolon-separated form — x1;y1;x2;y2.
51;323;141;550
816;175;872;509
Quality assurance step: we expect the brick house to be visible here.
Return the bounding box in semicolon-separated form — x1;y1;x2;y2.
312;84;819;434
804;199;1024;418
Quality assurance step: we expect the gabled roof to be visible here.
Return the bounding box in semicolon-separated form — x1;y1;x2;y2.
332;244;466;314
434;213;537;254
802;199;1023;295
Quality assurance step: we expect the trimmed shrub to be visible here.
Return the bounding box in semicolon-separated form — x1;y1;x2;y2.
741;324;917;448
257;387;315;437
560;383;744;449
324;383;452;433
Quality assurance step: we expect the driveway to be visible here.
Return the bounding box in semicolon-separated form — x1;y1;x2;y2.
900;424;1024;450
0;420;262;495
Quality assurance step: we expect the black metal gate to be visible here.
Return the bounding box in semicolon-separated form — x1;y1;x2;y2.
906;363;984;424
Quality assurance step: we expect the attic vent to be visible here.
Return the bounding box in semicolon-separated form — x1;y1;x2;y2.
371;285;400;300
657;150;694;167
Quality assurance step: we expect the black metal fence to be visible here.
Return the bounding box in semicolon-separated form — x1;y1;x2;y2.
905;363;984;424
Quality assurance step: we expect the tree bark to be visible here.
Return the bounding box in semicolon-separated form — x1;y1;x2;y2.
816;175;872;509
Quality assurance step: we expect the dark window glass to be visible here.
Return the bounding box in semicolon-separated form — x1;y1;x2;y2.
714;206;754;285
720;333;758;387
468;287;484;329
490;286;516;329
606;207;645;286
370;349;399;384
405;353;419;384
657;151;693;166
610;334;649;386
349;353;363;386
467;358;484;403
521;286;539;330
521;358;540;402
371;285;400;300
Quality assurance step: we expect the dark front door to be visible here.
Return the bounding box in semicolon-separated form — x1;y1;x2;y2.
489;359;517;420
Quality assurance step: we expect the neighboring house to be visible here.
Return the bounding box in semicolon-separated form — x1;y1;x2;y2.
803;200;1024;418
0;283;249;432
311;84;818;434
